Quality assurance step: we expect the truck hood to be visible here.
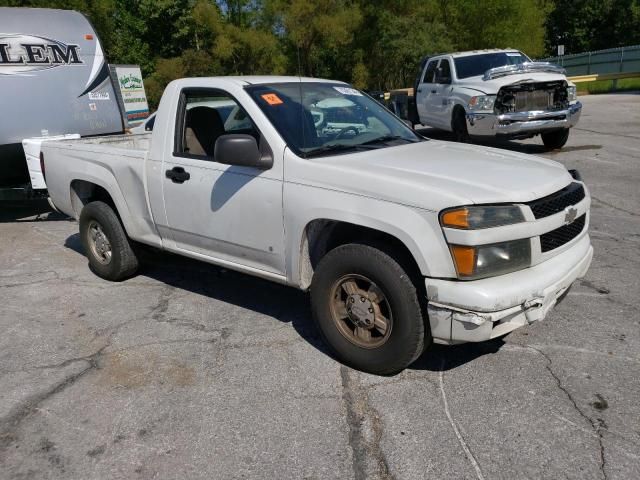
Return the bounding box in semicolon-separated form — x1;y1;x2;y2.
461;72;568;95
295;141;573;212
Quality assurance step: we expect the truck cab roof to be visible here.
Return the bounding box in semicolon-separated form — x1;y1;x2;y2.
196;76;346;86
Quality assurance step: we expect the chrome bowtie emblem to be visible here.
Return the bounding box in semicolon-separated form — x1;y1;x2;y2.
564;207;578;225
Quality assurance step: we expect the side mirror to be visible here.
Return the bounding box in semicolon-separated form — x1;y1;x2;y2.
214;134;273;169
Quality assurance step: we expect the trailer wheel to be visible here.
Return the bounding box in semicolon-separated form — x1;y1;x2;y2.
79;201;139;281
311;243;426;375
541;128;570;150
452;108;471;143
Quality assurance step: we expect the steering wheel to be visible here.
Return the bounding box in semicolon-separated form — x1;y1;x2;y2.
335;126;360;140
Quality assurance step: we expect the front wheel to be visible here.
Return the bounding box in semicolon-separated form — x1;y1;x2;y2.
541;128;570;150
310;243;427;375
79;201;139;281
452;108;471;143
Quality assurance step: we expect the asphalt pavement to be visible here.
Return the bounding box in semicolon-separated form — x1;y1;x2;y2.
1;93;639;479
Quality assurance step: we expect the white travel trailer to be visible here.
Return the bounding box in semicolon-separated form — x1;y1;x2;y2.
0;7;126;199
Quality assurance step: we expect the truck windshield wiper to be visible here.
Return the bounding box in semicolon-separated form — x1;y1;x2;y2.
360;135;417;145
304;143;371;158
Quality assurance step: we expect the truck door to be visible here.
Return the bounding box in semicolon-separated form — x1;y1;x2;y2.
161;88;285;276
416;60;438;126
430;58;453;130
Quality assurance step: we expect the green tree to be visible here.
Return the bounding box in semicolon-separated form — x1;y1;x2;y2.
444;0;551;58
265;0;362;77
546;0;640;54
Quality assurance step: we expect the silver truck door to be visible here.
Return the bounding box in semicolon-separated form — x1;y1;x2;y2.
161;88;285;275
430;58;453;130
416;59;438;126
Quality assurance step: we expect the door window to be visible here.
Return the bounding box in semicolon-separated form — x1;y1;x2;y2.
422;60;438;84
437;59;452;84
176;90;259;158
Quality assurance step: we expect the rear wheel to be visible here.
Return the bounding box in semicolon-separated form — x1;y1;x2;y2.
541;128;570;150
452;108;471;143
79;201;138;281
311;243;427;375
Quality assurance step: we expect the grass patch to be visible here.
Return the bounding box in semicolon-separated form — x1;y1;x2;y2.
576;77;640;94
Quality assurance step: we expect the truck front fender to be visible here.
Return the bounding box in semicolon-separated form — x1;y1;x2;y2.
284;183;456;289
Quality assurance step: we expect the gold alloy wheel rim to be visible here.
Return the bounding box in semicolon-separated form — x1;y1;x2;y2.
87;220;112;265
329;274;393;349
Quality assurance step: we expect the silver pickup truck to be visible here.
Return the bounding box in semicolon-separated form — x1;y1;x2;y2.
412;49;582;149
43;76;593;375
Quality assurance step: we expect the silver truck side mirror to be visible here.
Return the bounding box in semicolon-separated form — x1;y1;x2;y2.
214;134;273;169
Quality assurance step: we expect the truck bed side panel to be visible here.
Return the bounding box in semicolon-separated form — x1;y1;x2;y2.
43;136;161;247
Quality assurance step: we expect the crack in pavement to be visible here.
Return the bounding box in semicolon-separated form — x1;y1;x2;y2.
0;346;106;452
438;359;485;480
340;367;394;480
591;196;640;218
573;127;640;141
524;345;608;480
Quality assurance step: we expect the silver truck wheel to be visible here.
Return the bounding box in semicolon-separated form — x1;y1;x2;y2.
87;220;112;265
79;201;139;281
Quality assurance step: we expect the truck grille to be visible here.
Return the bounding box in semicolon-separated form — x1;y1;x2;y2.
514;90;553;111
495;80;568;114
540;215;586;252
527;182;585;219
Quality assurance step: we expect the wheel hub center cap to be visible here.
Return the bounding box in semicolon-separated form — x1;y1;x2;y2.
346;294;375;328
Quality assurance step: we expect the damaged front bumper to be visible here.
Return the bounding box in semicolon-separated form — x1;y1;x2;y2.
466;101;582;138
426;234;593;345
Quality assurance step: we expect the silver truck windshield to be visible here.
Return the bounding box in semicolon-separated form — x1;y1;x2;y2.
246;82;422;158
454;52;529;79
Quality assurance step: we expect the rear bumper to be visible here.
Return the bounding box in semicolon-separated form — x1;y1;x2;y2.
425;234;593;344
466;101;582;137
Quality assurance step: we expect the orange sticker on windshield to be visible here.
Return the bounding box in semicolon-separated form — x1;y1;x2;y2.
261;93;283;105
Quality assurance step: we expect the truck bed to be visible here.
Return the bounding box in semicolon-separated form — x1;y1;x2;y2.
43;132;160;246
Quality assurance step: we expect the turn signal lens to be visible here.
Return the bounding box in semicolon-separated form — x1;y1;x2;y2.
440;205;525;229
441;208;469;228
450;245;476;277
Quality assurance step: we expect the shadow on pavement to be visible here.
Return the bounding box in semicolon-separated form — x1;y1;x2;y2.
410;338;506;373
0;199;70;223
416;126;603;155
65;233;507;374
64;233;330;356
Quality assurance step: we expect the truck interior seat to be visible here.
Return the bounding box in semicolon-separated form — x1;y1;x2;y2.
185;106;224;157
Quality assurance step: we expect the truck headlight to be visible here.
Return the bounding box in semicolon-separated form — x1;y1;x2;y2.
449;239;531;280
468;95;496;112
440;205;525;229
567;85;577;102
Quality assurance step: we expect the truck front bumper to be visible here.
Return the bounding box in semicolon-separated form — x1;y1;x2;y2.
425;234;593;344
466;102;582;138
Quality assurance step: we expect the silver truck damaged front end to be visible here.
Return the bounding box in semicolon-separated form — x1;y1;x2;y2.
467;101;582;137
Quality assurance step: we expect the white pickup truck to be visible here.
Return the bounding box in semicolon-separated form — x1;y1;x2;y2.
43;76;593;375
412;49;582;149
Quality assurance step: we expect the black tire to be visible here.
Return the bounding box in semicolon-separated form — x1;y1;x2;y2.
452;108;471;143
311;243;428;375
79;201;139;281
541;128;570;150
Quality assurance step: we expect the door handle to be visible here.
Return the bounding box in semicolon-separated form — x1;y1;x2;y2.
417;88;422;93
431;89;437;94
166;166;190;184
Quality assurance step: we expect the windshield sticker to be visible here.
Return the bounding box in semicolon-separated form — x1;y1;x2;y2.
333;86;363;96
506;52;522;56
261;93;284;105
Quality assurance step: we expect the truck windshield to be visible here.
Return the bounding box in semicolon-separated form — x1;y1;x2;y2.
246;82;423;158
454;52;529;79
